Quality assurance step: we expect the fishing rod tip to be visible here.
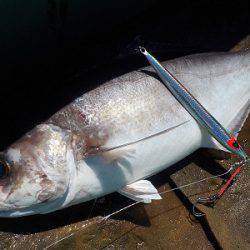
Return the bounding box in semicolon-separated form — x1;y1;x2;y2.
138;46;147;55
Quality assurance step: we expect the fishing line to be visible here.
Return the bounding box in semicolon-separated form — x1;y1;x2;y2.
45;159;246;249
102;162;236;221
192;158;248;217
102;158;248;221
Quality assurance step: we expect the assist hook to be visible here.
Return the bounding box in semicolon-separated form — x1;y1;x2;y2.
192;158;248;217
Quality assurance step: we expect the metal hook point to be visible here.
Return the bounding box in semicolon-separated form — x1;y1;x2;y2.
197;194;218;204
192;194;219;217
192;204;206;217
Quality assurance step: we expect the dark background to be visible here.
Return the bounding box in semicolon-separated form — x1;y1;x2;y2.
0;0;249;149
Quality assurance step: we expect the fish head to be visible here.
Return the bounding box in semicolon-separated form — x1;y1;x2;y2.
0;124;73;217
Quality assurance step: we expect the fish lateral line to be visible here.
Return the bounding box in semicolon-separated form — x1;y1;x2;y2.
88;120;190;156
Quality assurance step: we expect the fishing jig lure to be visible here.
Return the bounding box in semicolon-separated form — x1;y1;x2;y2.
139;47;248;216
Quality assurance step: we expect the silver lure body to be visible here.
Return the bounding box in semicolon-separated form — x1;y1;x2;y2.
1;50;249;217
139;47;248;159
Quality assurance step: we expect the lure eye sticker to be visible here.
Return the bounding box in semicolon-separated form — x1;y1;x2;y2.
227;134;240;150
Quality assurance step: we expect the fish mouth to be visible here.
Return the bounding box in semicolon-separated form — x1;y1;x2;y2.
0;165;67;216
0;170;71;218
0;205;41;217
0;190;69;217
0;163;70;217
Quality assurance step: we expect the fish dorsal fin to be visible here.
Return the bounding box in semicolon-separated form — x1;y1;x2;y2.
118;180;161;203
227;100;250;138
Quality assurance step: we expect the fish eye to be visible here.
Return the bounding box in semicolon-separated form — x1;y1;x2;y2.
0;160;11;179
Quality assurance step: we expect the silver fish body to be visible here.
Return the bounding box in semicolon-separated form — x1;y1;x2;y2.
0;50;249;217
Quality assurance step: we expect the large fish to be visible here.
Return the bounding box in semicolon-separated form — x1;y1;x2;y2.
0;51;249;217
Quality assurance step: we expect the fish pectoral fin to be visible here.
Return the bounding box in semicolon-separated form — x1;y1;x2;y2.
227;100;250;138
97;147;135;164
118;180;162;203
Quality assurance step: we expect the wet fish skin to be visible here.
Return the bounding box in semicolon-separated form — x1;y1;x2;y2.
0;50;249;217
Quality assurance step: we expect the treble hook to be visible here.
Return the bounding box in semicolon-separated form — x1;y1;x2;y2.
192;158;248;217
192;194;219;217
